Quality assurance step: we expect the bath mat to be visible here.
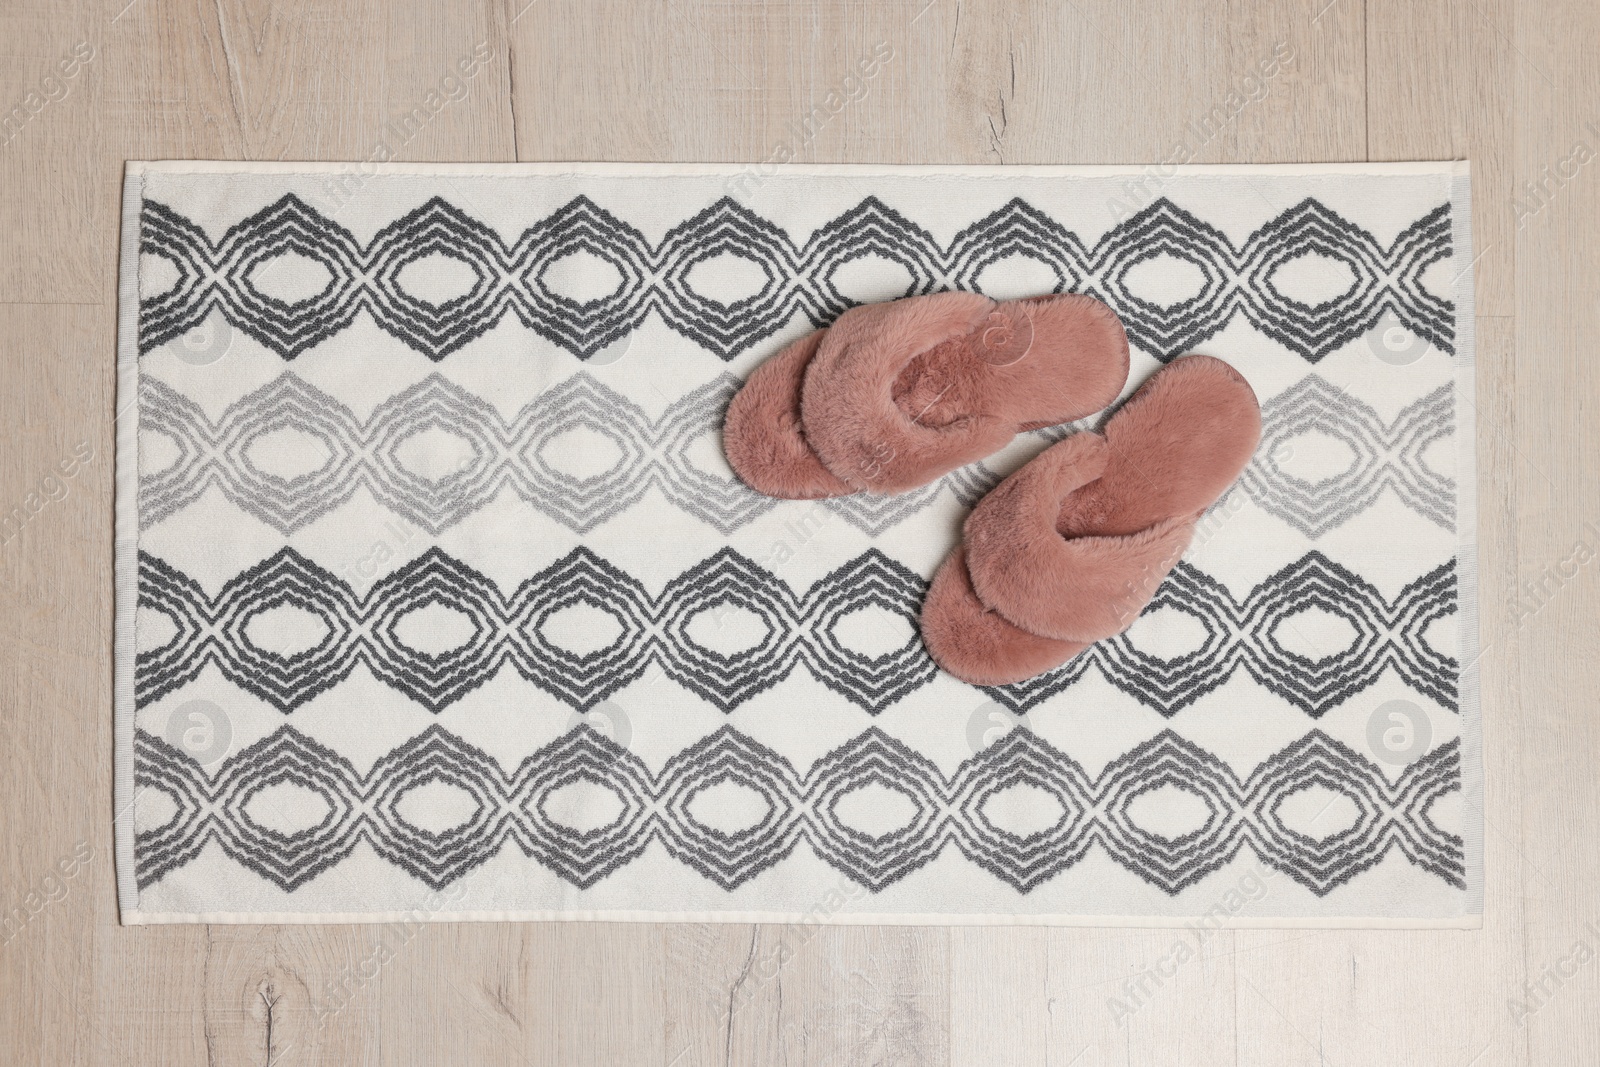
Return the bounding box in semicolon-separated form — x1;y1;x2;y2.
115;161;1480;926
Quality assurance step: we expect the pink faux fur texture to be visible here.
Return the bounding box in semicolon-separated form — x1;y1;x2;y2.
722;328;853;499
723;290;1130;498
964;355;1262;646
920;547;1089;687
802;291;1130;493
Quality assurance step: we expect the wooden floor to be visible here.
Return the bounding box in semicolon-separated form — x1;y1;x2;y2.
2;0;1596;1063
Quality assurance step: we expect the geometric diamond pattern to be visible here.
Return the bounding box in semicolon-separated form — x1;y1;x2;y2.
139;194;1454;363
140;371;771;536
140;371;1026;539
1241;375;1455;536
137;547;1455;719
134;723;1464;897
982;552;1458;717
135;546;938;715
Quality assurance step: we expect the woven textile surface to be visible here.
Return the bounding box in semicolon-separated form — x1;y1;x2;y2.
114;161;1481;925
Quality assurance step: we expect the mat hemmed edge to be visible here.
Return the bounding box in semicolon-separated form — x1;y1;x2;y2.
113;165;143;923
1451;166;1486;920
121;159;1471;179
119;908;1483;929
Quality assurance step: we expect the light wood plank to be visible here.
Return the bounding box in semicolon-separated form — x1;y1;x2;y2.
1505;0;1600;1063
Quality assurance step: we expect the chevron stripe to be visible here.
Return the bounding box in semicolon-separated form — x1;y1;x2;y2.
142;367;1460;545
1242;376;1455;536
139;194;1454;363
982;551;1457;716
135;546;937;715
133;722;1464;897
139;371;1022;539
136;547;1456;718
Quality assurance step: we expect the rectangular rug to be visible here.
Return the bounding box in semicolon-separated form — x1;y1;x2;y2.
114;161;1481;926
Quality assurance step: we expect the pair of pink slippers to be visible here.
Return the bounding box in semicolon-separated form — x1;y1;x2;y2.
723;291;1262;686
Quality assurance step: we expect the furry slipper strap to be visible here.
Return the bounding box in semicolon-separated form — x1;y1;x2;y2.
964;446;1198;643
965;355;1262;644
918;433;1106;686
917;432;1183;685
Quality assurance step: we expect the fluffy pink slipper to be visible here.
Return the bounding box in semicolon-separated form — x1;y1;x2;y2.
919;432;1105;685
921;356;1261;685
723;291;1129;498
803;292;1129;493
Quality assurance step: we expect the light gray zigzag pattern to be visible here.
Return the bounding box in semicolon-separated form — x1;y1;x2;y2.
1240;376;1455;537
139;372;1016;538
139;372;767;535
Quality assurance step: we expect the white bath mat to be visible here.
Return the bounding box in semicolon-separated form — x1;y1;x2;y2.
115;161;1480;926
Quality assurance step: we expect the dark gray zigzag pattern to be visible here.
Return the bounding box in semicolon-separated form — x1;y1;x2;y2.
135;546;935;716
982;551;1457;717
133;722;1464;897
138;193;1454;363
136;546;1456;719
138;371;1011;539
1242;376;1455;537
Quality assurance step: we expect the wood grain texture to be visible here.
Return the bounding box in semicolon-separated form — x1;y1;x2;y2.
0;0;1593;1063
